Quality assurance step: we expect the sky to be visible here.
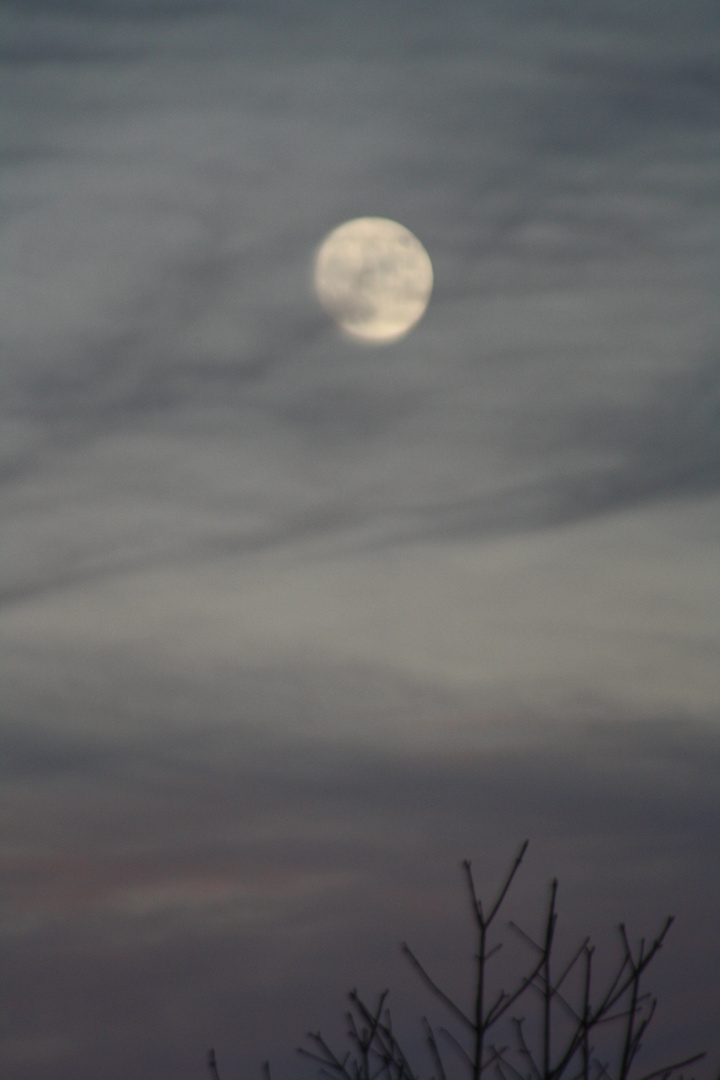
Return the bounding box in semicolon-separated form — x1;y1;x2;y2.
1;1;719;1077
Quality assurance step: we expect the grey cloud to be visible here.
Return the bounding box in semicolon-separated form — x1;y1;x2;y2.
2;344;718;608
0;39;150;65
1;0;236;16
548;53;720;137
2;712;719;1078
2;6;719;1076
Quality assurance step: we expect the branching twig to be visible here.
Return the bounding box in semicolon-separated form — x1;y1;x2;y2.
293;845;710;1080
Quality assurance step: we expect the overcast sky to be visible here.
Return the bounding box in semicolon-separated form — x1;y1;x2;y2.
2;2;719;1078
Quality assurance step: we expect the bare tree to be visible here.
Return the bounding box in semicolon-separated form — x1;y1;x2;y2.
210;843;715;1080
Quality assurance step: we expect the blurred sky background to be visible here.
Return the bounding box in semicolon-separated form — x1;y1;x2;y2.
1;1;719;1078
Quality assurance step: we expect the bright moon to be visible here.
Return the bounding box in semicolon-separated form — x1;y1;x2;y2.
313;217;433;344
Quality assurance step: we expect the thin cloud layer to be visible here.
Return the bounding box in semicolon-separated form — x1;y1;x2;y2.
1;2;719;1078
3;717;719;1078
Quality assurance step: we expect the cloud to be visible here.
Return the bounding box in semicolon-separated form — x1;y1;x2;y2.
1;4;719;1076
2;713;719;1077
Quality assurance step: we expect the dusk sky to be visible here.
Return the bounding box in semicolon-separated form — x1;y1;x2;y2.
2;2;719;1078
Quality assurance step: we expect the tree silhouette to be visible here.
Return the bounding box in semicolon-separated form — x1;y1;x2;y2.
209;842;716;1080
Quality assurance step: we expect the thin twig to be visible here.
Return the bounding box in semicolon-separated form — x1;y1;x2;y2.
208;1048;222;1080
401;943;474;1030
487;841;530;926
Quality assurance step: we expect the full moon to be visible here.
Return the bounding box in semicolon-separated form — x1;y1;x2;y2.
313;217;433;344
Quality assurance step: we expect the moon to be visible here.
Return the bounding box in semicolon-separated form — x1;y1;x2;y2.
313;217;433;344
